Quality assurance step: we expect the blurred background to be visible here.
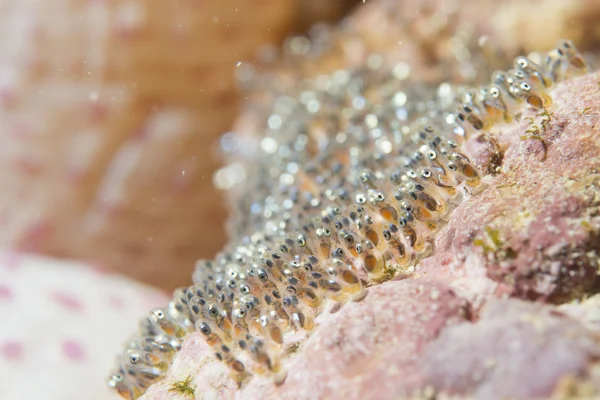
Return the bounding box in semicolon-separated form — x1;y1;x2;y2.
1;0;600;292
0;0;359;291
1;1;600;400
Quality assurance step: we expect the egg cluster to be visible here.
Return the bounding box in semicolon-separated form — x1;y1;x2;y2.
108;39;589;399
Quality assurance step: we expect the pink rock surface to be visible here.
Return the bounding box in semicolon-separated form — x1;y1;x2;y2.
418;72;600;304
422;299;600;399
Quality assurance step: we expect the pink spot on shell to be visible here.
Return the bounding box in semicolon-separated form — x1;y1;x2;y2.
17;221;53;251
0;285;13;300
108;295;126;309
50;291;84;312
89;101;108;122
62;340;86;362
30;23;44;40
89;261;114;276
65;166;88;184
121;242;146;259
1;341;23;361
171;173;192;194
131;127;148;141
114;24;139;40
11;122;32;140
99;202;124;218
14;157;43;176
0;87;15;107
172;26;191;42
0;252;22;270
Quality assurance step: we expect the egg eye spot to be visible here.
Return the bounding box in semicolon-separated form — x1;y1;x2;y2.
382;230;392;241
200;323;211;336
258;270;268;282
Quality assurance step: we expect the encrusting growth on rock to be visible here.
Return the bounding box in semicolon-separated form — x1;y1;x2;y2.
168;375;196;398
107;32;591;399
